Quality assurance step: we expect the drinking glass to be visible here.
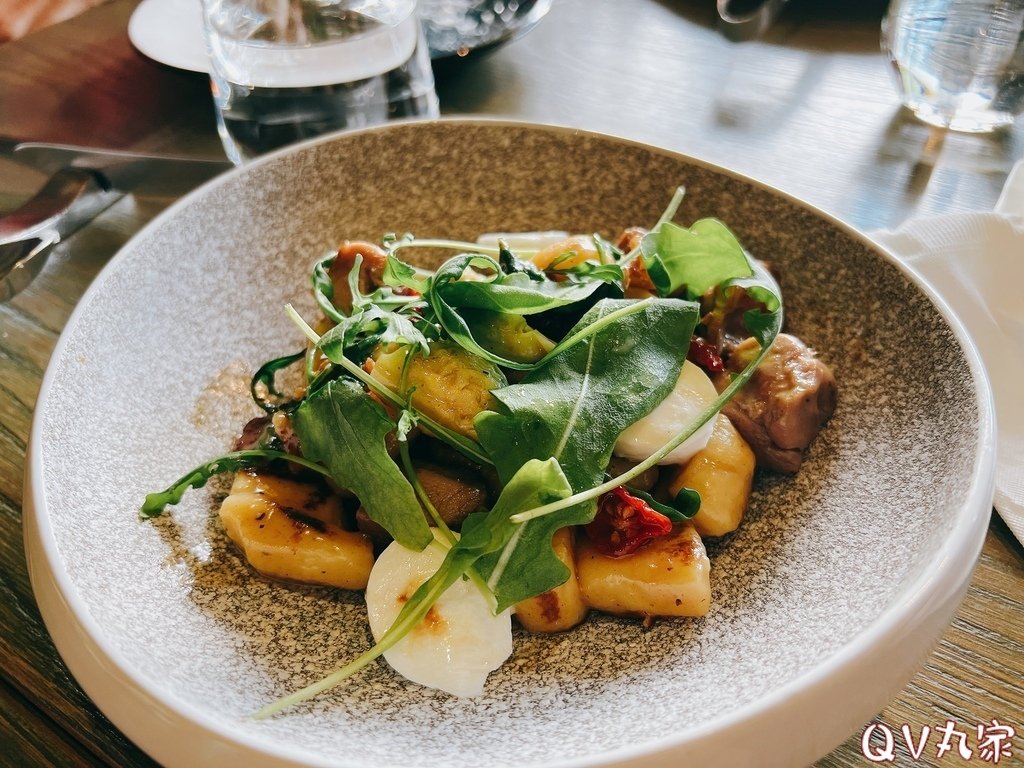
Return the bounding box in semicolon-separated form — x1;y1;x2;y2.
202;0;440;164
881;0;1024;133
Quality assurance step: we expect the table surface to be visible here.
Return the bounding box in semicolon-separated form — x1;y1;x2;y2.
1;0;1022;766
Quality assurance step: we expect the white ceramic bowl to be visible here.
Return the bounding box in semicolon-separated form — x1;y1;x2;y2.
25;120;995;767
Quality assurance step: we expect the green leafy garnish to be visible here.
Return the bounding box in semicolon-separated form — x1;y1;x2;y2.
724;266;783;349
253;457;571;719
139;449;331;519
250;350;306;413
627;485;701;521
436;257;602;315
554;260;624;284
497;241;546;281
318;304;431;364
474;298;698;609
428;253;605;370
382;253;429;294
640;219;753;298
292;377;432;551
311;252;346;323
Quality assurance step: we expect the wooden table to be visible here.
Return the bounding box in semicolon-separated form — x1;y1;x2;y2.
1;0;1022;765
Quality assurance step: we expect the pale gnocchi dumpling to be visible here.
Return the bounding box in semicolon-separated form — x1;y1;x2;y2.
365;531;513;697
614;361;719;466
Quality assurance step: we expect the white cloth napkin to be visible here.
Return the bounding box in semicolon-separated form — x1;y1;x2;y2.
872;160;1024;545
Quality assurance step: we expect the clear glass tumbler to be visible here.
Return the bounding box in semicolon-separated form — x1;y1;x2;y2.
881;0;1024;133
202;0;440;163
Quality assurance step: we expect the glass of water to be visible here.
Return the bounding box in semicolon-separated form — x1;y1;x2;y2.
881;0;1024;133
202;0;440;164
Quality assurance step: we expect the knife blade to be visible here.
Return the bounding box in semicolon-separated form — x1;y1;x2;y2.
4;140;232;196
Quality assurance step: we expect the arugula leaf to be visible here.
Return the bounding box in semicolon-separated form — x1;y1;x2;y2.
554;261;624;284
453;458;574;564
311;252;346;323
318;304;431;364
139;449;330;519
252;457;571;719
626;485;700;522
474;298;699;609
250;350;306;413
381;254;429;294
592;233;622;265
726;262;783;348
477;299;699;484
345;252;376;314
434;254;604;316
507;293;783;533
292;377;432;550
497;241;546;281
428;253;606;370
640;219;753;297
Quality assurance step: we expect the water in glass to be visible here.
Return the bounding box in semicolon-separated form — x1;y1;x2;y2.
204;0;439;163
882;0;1024;132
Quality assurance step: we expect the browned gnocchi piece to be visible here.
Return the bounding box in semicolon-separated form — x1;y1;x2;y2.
220;470;374;590
663;414;755;538
529;235;600;271
514;528;588;633
575;523;711;618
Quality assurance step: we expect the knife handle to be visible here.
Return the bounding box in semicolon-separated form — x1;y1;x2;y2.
0;167;123;301
0;166;123;243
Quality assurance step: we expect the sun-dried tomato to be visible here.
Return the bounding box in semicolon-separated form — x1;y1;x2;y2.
687;336;724;374
586;486;672;557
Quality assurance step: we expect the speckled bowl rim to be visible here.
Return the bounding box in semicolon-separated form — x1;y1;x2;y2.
24;118;997;767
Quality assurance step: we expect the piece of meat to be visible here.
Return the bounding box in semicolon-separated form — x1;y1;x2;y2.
355;461;490;546
614;227;659;299
418;436;502;498
328;240;388;315
233;415;272;451
700;283;768;358
614;226;646;254
232;413;303;455
714;333;836;473
271;411;302;455
414;462;489;528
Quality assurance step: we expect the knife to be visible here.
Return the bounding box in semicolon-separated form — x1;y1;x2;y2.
0;141;231;301
2;139;232;195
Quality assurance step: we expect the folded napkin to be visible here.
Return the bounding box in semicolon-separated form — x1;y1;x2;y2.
872;160;1024;546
